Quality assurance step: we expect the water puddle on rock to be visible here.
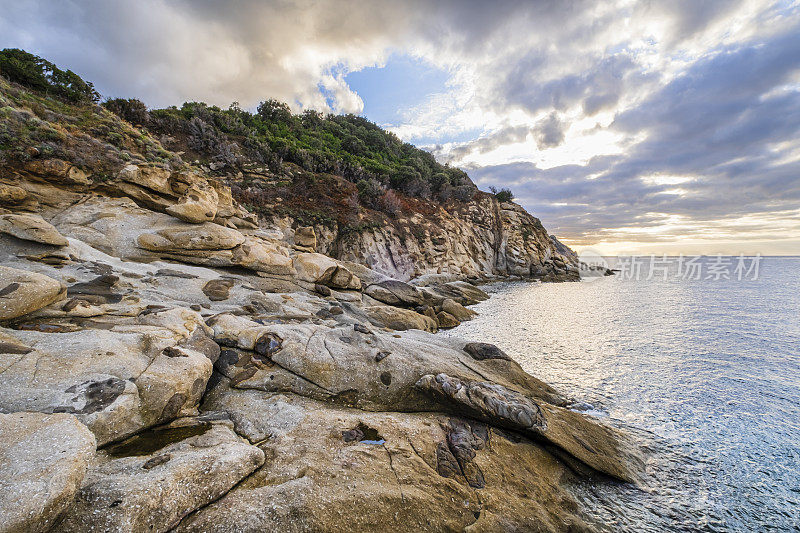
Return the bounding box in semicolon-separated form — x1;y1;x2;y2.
104;422;211;457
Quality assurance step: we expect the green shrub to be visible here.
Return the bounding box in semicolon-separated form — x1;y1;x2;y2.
490;186;514;203
103;98;149;125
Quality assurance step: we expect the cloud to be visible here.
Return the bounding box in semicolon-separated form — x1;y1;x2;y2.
534;113;566;149
0;0;414;111
468;27;800;248
1;0;799;253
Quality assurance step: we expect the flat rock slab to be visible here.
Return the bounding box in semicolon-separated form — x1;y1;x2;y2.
55;420;264;533
179;388;590;532
0;412;96;533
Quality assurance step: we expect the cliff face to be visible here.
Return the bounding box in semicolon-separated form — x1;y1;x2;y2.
323;195;576;281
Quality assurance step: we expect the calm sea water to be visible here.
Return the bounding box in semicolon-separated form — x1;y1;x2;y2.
441;256;800;532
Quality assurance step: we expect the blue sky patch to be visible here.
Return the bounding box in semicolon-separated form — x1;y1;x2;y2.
345;53;449;126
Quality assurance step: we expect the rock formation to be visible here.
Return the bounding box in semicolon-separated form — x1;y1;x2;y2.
0;70;637;532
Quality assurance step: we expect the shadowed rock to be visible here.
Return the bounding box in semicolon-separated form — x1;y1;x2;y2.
463;342;512;361
415;373;641;482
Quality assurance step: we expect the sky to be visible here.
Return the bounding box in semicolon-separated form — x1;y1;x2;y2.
2;0;800;255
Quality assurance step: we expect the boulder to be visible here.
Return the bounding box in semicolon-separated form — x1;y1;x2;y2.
365;305;437;333
463;342;512;361
25;159;90;186
231;238;295;275
435;311;460;329
166;182;219;224
415;373;641;482
0;266;66;320
55;419;264;533
0;412;96;533
0;213;69;246
444;281;489;305
137;224;246;252
0;310;214;445
293;253;361;290
119;164;172;195
365;279;423;307
440;298;476;321
339;261;391;286
419;282;488;307
202;279;234;301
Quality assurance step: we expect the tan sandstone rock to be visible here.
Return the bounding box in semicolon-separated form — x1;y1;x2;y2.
365;305;437;332
0;309;214;445
440;297;477;321
293;253;361;290
118;164;172;195
178;389;591;532
0;412;96;533
293;226;316;251
55;420;264;533
0;213;69;246
0;183;28;205
231;237;295;275
166;182;219;224
0;265;66;320
25;159;90;187
137;224;246;252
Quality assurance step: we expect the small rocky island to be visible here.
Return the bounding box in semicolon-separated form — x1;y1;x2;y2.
0;51;641;532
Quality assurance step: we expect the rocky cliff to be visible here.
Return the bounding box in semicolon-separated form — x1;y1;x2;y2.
0;65;637;533
324;194;575;281
230;168;579;283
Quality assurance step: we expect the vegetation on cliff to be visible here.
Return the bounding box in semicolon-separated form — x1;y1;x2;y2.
0;49;498;226
0;49;530;241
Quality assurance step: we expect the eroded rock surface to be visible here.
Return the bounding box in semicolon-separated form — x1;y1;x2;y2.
55;418;264;533
0;265;66;320
179;388;592;532
0;147;637;532
0;412;96;533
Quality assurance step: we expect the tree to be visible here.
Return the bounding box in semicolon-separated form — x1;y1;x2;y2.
489;186;514;202
257;99;292;123
0;48;99;103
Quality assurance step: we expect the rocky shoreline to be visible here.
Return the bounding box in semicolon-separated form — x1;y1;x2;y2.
0;159;643;532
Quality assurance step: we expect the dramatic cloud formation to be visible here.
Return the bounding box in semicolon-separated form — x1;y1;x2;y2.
2;0;799;254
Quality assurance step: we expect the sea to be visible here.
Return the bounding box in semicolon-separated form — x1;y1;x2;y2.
441;256;800;532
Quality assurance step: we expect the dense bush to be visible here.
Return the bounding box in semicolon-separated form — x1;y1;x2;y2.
0;49;99;103
144;100;476;202
490;186;514;203
0;48;487;207
103;98;149;125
